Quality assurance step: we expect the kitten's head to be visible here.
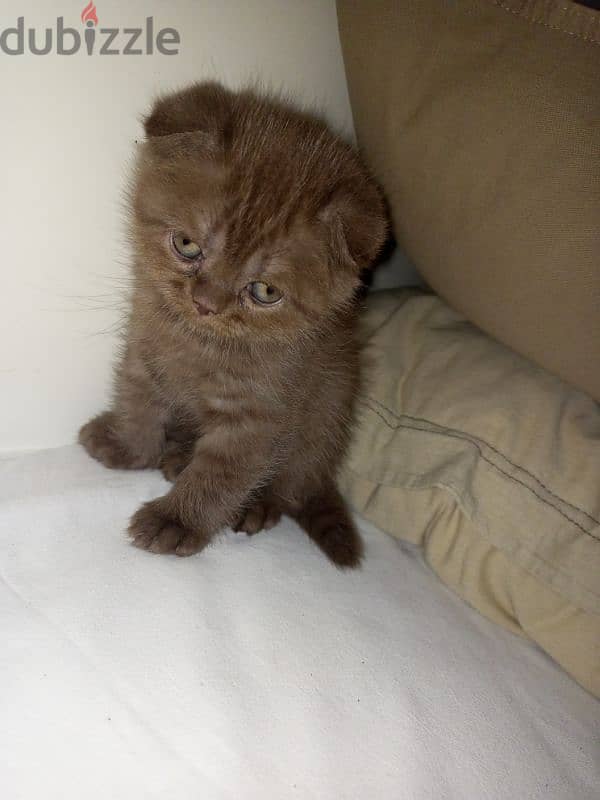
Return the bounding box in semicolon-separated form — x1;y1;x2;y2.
131;82;387;342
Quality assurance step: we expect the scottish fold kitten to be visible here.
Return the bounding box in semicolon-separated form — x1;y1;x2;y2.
79;82;387;566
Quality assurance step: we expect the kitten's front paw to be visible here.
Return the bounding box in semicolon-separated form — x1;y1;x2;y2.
79;412;139;470
233;501;282;535
128;499;209;557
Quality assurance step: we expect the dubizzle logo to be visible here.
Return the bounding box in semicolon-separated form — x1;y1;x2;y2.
81;2;99;55
0;3;181;56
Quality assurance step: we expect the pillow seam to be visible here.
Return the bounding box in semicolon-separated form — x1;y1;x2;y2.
492;0;600;44
357;397;600;541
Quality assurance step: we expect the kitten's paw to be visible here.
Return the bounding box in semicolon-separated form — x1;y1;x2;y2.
316;522;363;569
159;444;194;482
298;487;364;569
79;412;140;470
233;501;281;536
128;500;209;557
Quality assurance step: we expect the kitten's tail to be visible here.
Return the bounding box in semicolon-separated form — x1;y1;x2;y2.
294;483;363;569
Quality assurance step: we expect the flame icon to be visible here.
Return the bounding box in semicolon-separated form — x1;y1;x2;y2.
81;1;99;26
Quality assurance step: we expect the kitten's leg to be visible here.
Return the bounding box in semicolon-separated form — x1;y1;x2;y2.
79;350;166;470
159;439;196;482
293;481;363;569
128;425;274;556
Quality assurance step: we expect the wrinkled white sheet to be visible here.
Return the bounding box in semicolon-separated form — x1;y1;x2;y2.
1;445;598;800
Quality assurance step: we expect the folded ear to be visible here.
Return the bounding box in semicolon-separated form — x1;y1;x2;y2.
319;176;388;272
142;131;224;167
143;81;233;140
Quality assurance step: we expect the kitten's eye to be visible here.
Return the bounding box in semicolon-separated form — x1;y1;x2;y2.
172;232;203;260
248;282;283;305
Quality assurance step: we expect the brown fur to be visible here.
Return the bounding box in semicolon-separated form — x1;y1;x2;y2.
78;82;387;567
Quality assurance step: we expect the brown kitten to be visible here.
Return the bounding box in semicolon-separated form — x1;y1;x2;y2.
79;82;387;567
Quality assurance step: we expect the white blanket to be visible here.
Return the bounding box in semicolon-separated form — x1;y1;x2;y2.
1;446;598;800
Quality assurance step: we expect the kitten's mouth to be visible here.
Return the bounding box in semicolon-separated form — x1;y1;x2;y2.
193;299;217;317
188;306;233;336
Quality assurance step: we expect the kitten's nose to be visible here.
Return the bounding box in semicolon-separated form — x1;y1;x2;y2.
193;298;217;316
192;279;223;316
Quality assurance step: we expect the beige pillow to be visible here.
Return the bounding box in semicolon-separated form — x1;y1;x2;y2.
337;0;600;401
341;290;600;696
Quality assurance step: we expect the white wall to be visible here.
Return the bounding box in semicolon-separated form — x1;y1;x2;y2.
0;0;355;451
